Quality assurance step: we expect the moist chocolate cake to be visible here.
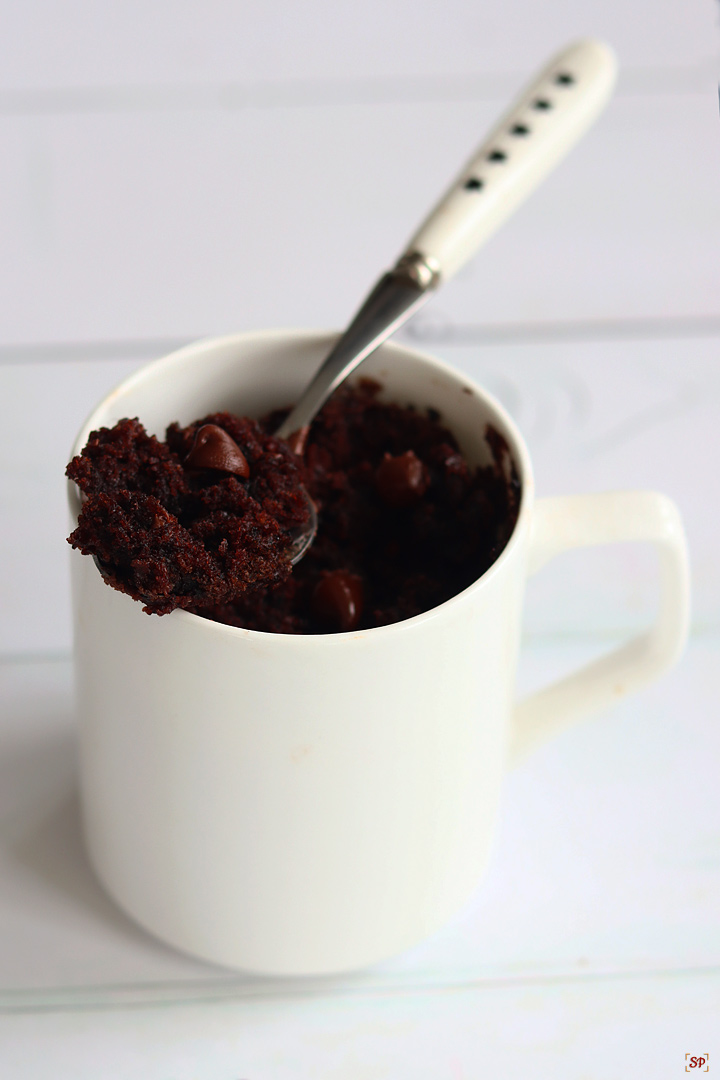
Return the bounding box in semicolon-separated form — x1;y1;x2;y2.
67;414;311;614
67;381;520;631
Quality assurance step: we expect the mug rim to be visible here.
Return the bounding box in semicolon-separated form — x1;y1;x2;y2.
69;327;535;641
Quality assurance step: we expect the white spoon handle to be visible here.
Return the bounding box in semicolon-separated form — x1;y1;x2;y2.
277;40;617;442
403;39;617;282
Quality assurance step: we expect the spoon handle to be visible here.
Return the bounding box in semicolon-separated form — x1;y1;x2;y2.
276;39;616;442
403;39;617;282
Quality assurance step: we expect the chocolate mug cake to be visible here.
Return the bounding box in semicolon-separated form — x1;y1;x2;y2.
67;380;520;633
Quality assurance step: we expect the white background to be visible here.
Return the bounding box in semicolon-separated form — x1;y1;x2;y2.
0;2;718;1076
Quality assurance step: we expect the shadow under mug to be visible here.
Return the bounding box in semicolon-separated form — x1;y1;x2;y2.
68;330;690;976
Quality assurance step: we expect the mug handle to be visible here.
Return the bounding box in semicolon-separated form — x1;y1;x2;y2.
510;491;690;765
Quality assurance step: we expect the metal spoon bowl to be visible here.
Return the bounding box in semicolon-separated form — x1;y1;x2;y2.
288;498;317;564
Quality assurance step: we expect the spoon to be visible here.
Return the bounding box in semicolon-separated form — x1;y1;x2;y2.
282;38;617;563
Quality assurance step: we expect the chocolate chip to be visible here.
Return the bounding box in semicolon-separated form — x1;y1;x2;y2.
311;571;364;632
375;450;428;508
184;424;250;478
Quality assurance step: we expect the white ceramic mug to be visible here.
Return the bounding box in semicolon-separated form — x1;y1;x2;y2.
68;330;690;976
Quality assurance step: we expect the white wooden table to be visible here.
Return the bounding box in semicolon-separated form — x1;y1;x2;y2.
0;2;717;1076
